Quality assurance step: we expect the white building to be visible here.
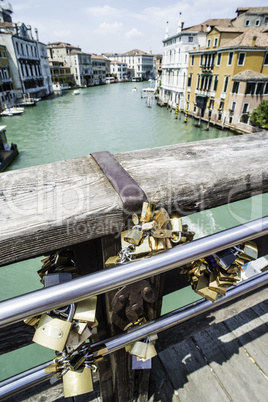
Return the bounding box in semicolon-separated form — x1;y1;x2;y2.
91;54;108;85
109;61;128;81
159;18;232;109
70;50;92;87
104;49;155;81
0;2;53;99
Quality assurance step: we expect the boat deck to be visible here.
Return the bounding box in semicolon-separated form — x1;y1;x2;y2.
4;286;267;401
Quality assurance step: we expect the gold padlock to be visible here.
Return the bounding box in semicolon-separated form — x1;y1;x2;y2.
33;304;75;351
63;366;93;398
131;236;151;257
65;325;92;353
140;202;155;222
74;297;97;323
241;241;258;259
124;228;143;246
105;255;121;268
170;215;182;233
154;208;170;228
33;314;73;351
143;342;157;360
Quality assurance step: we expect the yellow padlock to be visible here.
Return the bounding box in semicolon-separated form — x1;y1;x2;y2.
63;366;93;397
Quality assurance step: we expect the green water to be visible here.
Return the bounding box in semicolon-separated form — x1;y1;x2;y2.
0;81;267;381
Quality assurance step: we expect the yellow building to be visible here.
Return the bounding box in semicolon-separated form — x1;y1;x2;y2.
187;27;268;132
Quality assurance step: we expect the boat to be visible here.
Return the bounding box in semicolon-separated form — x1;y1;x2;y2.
132;87;137;92
0;106;24;116
0;125;19;172
73;89;81;95
17;94;36;107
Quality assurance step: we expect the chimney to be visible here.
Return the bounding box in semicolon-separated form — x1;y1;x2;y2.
35;28;39;41
250;35;257;47
165;21;169;39
177;12;182;33
181;22;184;30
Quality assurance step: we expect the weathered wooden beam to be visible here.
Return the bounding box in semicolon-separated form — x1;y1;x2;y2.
0;132;268;267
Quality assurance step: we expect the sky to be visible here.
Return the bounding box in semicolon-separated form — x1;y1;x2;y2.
7;0;267;54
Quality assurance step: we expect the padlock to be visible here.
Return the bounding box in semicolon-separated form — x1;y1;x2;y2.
129;341;148;359
149;236;166;252
105;255;121;268
152;229;172;239
208;273;227;294
154;208;170;228
124;228;143;246
65;325;92;353
144;341;157;360
132;213;139;225
33;304;75;351
170;215;182;233
194;275;219;302
132;355;152;370
214;248;236;269
140;202;155;222
74;296;97;323
63;366;93;398
131;236;151;257
242;241;258;259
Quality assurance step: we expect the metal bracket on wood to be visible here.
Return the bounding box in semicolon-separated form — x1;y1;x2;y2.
91;151;148;218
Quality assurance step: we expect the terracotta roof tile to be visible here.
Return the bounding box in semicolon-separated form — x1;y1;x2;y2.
232;69;268;81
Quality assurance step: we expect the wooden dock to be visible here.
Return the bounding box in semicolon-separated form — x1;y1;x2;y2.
149;286;268;402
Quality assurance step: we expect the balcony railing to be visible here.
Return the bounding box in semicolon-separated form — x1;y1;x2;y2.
201;64;214;73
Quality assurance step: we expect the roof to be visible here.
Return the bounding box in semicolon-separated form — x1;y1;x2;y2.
220;28;268;49
183;19;233;33
236;7;268;15
232;69;268;81
91;54;110;61
121;49;152;56
47;42;81;50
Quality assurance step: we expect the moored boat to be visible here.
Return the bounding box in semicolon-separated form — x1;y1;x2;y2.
0;125;19;172
73;89;81;95
0;106;24;116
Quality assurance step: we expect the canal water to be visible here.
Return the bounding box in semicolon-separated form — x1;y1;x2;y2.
0;81;267;381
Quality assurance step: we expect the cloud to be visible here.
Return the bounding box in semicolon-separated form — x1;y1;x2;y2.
96;22;122;35
85;5;122;18
125;28;144;39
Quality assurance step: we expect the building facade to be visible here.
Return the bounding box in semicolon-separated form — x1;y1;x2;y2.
91;54;108;85
109;61;128;81
0;2;53;100
0;43;15;106
186;26;268;133
159;19;232;109
104;50;155;81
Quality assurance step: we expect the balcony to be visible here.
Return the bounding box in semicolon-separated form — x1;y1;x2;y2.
220;92;227;99
201;64;214;73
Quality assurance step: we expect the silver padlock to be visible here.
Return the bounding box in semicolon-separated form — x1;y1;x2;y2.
63;366;93;398
33;304;75;351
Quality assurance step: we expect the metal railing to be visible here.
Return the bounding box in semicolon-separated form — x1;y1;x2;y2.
0;270;267;400
0;216;267;328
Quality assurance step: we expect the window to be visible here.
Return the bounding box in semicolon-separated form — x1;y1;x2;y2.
209;99;214;109
256;82;264;95
191;55;194;66
231;102;236;111
200;55;203;66
188;37;193;42
255;19;260;26
216;53;221;66
213;37;218;47
238;53;246;66
232;81;240;93
228;52;233;66
223;76;229;93
245;82;256;95
207;39;211;48
219;101;224;110
265;17;268;24
242;103;249;113
213;75;218;91
208;110;212;118
187;73;192;87
265;83;268;94
229;116;233;124
245;20;250;26
264;53;268;65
